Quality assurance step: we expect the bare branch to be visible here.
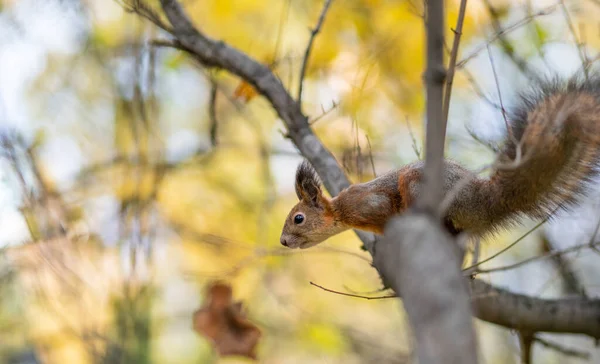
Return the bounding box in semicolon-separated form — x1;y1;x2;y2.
457;3;558;69
309;100;338;125
405;116;422;159
443;0;468;123
541;236;587;297
463;237;481;276
419;0;448;214
118;0;173;33
482;0;542;82
470;279;600;338
460;67;503;110
372;1;477;363
365;135;377;177
209;80;219;147
518;331;535;364
559;0;590;77
309;281;396;300
375;214;478;364
463;218;548;272
158;0;351;198
533;335;591;360
487;45;517;146
476;240;600;274
298;0;334;106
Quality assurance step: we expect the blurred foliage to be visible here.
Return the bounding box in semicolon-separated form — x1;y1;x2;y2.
0;0;598;363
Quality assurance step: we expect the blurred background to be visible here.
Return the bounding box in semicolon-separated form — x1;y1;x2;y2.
0;0;599;363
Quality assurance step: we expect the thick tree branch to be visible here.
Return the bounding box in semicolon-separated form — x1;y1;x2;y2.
375;1;478;362
154;0;600;342
374;214;478;364
471;280;600;338
419;0;448;214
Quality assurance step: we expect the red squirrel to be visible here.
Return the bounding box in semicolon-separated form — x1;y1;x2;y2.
280;77;600;249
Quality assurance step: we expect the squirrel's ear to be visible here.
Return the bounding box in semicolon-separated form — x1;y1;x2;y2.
295;160;324;207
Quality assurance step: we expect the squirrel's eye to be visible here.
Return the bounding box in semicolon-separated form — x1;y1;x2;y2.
293;213;305;225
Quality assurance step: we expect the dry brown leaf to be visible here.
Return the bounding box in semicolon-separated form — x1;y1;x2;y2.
233;80;259;103
193;281;262;360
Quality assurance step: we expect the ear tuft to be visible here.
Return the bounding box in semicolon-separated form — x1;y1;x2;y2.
295;160;322;203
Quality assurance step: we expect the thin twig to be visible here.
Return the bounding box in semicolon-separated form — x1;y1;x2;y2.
465;125;501;153
271;0;292;65
150;38;187;51
118;0;173;33
309;281;396;300
463;237;481;276
208;80;219;147
483;0;542;82
298;0;334;106
487;45;515;145
462;218;549;272
443;0;468;124
476;240;600;274
541;236;587;297
405;116;422;159
559;0;589;77
457;3;558;69
309;101;338;125
533;335;590;360
460;67;503;110
487;43;530;172
365;135;377;177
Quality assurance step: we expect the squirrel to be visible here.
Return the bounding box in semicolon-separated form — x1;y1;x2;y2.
280;76;600;249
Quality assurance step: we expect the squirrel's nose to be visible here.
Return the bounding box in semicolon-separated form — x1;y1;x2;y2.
280;236;289;247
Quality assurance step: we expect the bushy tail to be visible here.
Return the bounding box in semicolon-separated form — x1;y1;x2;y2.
488;76;600;226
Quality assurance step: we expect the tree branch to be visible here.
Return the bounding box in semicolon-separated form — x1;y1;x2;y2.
443;0;468;124
541;236;587;297
309;281;395;300
470;280;600;338
482;0;542;83
374;214;478;364
208;80;219;147
159;0;350;199
374;1;477;362
154;0;600;343
456;3;557;70
533;335;590;360
419;0;448;214
298;0;334;106
476;240;600;275
518;331;534;364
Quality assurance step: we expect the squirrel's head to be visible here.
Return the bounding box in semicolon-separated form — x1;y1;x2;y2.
280;161;339;249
